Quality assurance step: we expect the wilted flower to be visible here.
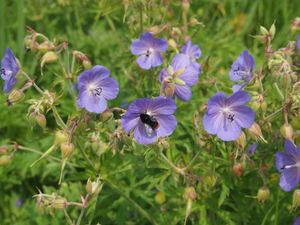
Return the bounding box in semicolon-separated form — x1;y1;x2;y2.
77;65;119;114
230;50;255;91
130;32;168;70
121;97;177;145
159;54;199;101
1;48;20;92
275;140;300;192
180;40;202;71
203;91;255;141
246;143;258;156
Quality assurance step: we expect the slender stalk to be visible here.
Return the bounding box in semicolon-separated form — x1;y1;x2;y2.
51;106;67;129
76;206;86;225
184;151;201;172
22;71;44;95
76;139;97;172
159;151;185;175
64;209;74;225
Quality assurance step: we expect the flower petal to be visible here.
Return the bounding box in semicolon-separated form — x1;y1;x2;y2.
121;112;140;132
150;52;163;67
202;112;223;135
174;85;192;101
227;91;251;107
149;97;176;115
171;54;190;71
216;119;242;141
153;38;168;52
207;92;227;114
178;66;199;86
127;98;151;114
231;105;255;128
136;55;152;70
275;152;296;172
134;120;157;145
156;115;177;137
77;91;107;114
280;168;300;192
100;77;119;100
130;40;148;55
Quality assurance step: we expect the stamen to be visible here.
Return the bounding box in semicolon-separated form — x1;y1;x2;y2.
93;87;102;96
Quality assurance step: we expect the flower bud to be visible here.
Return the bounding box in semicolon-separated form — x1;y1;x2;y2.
280;123;294;141
168;38;178;51
55;130;68;145
86;177;103;196
232;163;243;177
181;0;190;12
37;41;55;52
184;187;197;201
7;89;25;105
157;138;170;150
60;142;74;159
41;51;58;70
247;122;267;143
155;191;166;205
99;110;113;122
51;196;67;210
235;132;246;149
203;174;217;188
257;187;270;204
260;26;269;35
83;59;92;69
292;189;300;210
35;113;47;128
0;155;11;166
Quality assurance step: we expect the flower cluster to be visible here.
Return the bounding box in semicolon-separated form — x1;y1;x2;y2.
123;32;202;144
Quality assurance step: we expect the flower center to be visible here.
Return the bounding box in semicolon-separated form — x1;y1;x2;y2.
282;162;300;170
87;83;102;97
145;48;154;57
164;66;186;86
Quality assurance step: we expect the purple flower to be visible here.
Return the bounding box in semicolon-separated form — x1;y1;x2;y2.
297;35;300;51
246;143;258;156
77;65;119;114
180;40;202;71
121;97;177;145
294;216;300;225
230;50;255;84
202;91;255;141
16;199;23;207
1;48;20;93
275;140;300;192
130;32;168;70
159;54;199;101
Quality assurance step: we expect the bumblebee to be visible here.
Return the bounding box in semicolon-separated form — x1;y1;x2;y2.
139;113;159;130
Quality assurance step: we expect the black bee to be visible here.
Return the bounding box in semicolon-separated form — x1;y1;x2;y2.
140;113;159;130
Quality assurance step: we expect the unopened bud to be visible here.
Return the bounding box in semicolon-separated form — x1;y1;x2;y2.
189;18;201;26
0;155;11;166
181;0;190;12
35;113;47;128
247;122;267;143
168;38;178;51
293;189;300;210
55;130;68;145
269;23;276;39
24;35;33;50
83;60;92;69
60;142;74;159
257;187;270;204
184;187;197;201
157;138;170;150
260;26;269;35
99;110;113;122
51;197;67;210
232;163;243;177
41;51;58;70
235;132;246;149
37;41;55;52
7;89;25;105
155;191;166;205
86;177;103;196
280;123;294;141
203;174;217;188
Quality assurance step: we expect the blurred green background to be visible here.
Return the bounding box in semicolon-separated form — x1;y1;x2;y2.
0;0;300;224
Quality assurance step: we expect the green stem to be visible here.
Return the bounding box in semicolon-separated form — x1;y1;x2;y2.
184;151;201;172
159;151;185;175
22;71;44;95
64;209;74;225
76;139;97;172
274;188;280;225
273;82;284;100
51;106;67;129
76;207;86;225
104;178;159;225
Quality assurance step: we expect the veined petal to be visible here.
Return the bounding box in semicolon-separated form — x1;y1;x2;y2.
275;152;296;172
121;112;140;132
150;52;163;67
130;40;149;55
178;66;199;86
134;121;157;145
202;112;223;135
227;91;251;107
153;38;168;52
100;77;119;100
171;54;190;71
149;97;176;115
136;55;152;70
77;91;107;114
156;114;177;137
216;119;242;141
174;85;192;101
127;98;151;114
280;168;300;192
231;105;255;128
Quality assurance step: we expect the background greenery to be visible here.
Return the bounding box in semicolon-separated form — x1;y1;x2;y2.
0;0;300;224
